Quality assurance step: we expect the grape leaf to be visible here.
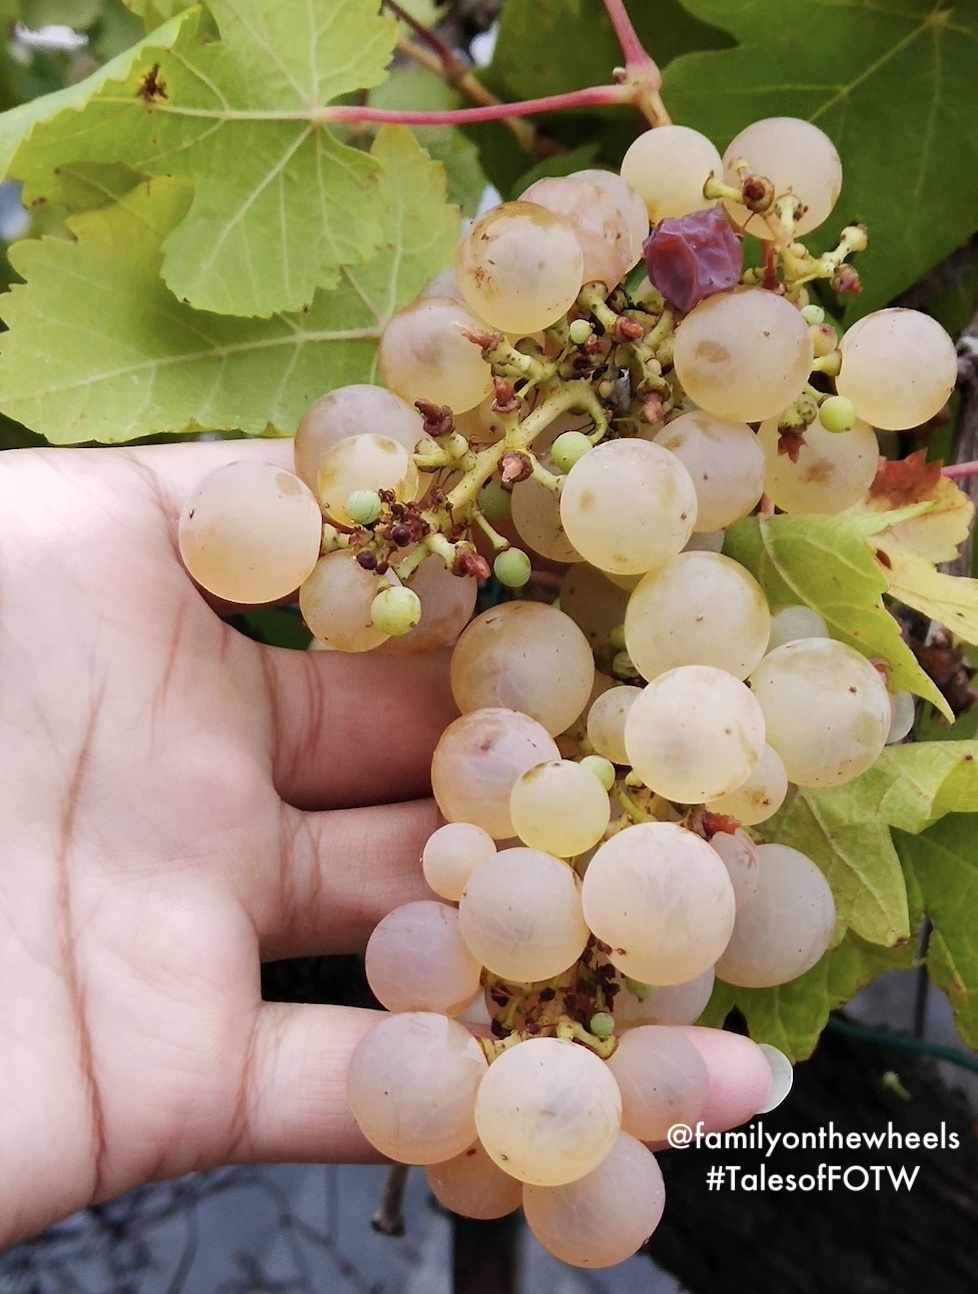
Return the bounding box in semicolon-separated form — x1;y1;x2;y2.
22;0;104;26
0;127;459;442
0;10;189;177
701;933;914;1061
895;814;978;1047
724;510;953;719
9;0;399;317
872;542;978;646
665;0;978;317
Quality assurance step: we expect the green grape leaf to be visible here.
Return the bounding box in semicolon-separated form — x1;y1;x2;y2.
22;0;104;26
724;510;953;720
122;0;193;21
0;10;189;177
665;0;978;317
896;815;978;1047
0;127;459;442
701;932;915;1061
10;0;399;317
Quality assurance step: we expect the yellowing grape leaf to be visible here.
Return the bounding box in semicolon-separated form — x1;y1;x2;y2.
666;0;978;318
724;510;952;719
896;815;978;1047
9;0;399;317
0;128;459;442
701;933;914;1061
858;456;973;565
873;544;978;646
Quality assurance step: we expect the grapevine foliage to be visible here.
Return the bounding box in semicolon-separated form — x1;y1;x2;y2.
1;0;978;1062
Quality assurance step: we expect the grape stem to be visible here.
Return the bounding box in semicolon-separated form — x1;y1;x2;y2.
942;460;978;479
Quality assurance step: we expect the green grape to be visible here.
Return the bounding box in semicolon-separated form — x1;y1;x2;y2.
590;1012;615;1039
371;585;422;636
478;479;512;524
494;548;532;588
580;754;615;791
818;394;856;433
346;489;382;525
800;304;825;325
569;318;594;344
551;431;593;473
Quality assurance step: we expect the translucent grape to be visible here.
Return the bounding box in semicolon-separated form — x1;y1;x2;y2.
766;604;829;651
624;665;766;804
706;744;789;826
581;822;736;985
455;202;585;335
715;843;836;987
722;117;842;239
624;551;771;681
430;708;560;838
836;307;957;430
749;639;891;786
652;410;765;531
708;827;759;907
317;434;419;524
379;296;494;413
365;901;483;1015
757;416;879;514
422;822;497;902
520;176;633;289
580;754;616;791
585;685;641;765
179;460;322;605
574;168;650;263
606;1026;709;1141
425;1142;523;1220
346;1012;487;1164
559;564;631;653
458;847;589;982
643;206;742;314
619;125;723;222
559;439;698;576
299;551;390;652
511;476;583;563
378;555;477;656
474;1037;621;1185
522;1133;665;1268
672;289;814;423
450;602;595;738
509;760;611;856
493;548;532;588
887;689;916;744
612;968;715;1029
294;385;426;493
757;1045;795;1113
818;394;856;433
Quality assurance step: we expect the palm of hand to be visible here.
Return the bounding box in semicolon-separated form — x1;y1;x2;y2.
0;443;454;1245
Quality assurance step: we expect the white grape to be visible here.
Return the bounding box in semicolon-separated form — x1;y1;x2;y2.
510;475;583;563
475;1037;621;1185
378;555;478;656
458;847;589;982
509;760;611;857
316;434;419;524
299;551;391;653
757;415;879;514
522;1133;665;1268
574;167;650;263
346;1012;487;1164
722;117;842;238
766;604;829;651
715;843;836;987
379;296;495;413
887;689;916;744
422;822;497;901
559;564;631;653
624;665;766;803
581;822;736;985
365;901;483;1015
559;438;698;576
605;1026;709;1141
652;410;766;531
749;638;891;786
585;685;642;765
620;125;722;222
612;968;715;1029
708;827;759;907
519;176;633;289
836;307;957;430
706;744;789;826
294;385;426;493
425;1142;523;1220
179;460;322;605
673;289;814;424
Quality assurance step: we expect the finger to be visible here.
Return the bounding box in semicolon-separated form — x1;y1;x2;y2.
125;437;295;513
259;646;458;811
249;798;440;961
674;1026;773;1131
237;1002;384;1165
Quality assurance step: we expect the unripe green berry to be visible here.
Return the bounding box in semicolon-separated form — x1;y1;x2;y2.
589;1012;615;1039
623;976;654;1001
580;754;615;791
612;649;640;681
371;585;421;636
346;489;382;526
551;430;593;473
608;623;627;652
477;478;512;524
810;323;839;359
494;547;531;588
569;318;593;344
800;304;825;326
818;394;857;433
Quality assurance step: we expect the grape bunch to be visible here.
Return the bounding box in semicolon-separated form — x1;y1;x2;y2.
177;115;958;1267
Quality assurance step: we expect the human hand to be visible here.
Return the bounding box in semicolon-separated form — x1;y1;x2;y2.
0;441;771;1249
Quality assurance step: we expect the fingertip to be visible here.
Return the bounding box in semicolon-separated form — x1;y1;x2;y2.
673;1026;774;1131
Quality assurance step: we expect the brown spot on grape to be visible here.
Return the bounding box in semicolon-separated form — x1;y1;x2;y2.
694;340;730;364
578;489;595;511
